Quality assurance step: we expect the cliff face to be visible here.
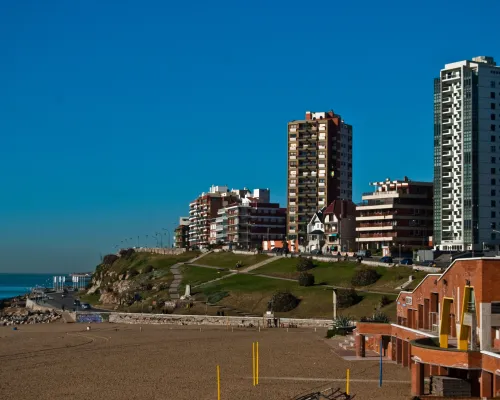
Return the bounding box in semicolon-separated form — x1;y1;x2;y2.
86;249;197;308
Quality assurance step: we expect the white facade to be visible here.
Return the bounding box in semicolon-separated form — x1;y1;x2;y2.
434;56;500;251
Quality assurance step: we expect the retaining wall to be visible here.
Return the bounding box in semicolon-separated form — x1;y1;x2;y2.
109;312;331;328
134;248;186;255
26;298;57;312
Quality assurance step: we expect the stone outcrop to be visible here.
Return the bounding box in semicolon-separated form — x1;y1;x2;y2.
0;309;61;326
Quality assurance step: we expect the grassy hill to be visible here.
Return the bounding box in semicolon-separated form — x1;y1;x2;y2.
81;250;425;322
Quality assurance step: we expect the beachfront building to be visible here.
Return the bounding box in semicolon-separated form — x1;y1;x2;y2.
354;257;500;397
303;200;356;253
225;195;286;249
174;217;190;249
356;178;433;251
188;186;276;249
434;56;500;252
287;110;353;241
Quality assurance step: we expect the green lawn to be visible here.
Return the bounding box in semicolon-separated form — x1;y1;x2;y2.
199;274;396;319
196;252;269;268
180;265;231;287
251;257;427;293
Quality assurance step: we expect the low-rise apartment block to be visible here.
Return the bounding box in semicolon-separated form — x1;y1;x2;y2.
225;197;286;249
188;186;278;249
355;258;500;397
356;178;433;251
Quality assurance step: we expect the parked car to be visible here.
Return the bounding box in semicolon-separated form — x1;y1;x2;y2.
400;258;413;265
80;303;91;310
380;256;393;263
310;249;322;255
271;247;282;253
74;299;81;306
356;250;371;258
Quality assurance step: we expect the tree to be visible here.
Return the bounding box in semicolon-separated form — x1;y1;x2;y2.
296;257;315;271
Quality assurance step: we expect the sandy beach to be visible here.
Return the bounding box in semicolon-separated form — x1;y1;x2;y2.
0;323;410;400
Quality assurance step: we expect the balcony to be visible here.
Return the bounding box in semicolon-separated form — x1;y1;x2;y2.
442;73;460;81
442;97;452;104
442;118;452;125
442;108;452;114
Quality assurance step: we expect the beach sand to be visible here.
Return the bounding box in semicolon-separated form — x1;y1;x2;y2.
0;323;410;399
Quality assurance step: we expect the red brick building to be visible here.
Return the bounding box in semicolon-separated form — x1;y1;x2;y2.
355;258;500;397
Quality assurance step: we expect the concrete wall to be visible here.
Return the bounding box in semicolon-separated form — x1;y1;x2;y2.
26;298;57;312
134;248;186;255
109;312;331;328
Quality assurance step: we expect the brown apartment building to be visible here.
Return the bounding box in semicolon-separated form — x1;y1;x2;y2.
287;111;353;240
356;178;433;251
188;186;241;248
174;217;190;249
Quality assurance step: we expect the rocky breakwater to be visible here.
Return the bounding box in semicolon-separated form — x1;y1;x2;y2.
0;308;61;326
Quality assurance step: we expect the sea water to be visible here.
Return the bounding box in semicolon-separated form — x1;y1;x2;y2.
0;273;55;299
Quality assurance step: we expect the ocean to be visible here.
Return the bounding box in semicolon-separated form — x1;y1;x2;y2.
0;273;56;300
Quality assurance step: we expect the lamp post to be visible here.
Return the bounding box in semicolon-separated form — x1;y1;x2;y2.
163;228;170;248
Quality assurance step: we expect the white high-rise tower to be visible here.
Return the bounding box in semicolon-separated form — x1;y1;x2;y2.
434;56;500;252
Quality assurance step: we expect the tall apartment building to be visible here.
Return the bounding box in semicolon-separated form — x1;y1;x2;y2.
287;110;352;242
174;217;190;249
434;56;500;251
356;178;433;250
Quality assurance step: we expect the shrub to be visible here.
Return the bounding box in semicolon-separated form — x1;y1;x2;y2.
333;315;353;328
119;248;136;259
360;312;390;323
267;291;299;312
102;254;119;266
296;257;315;272
351;268;380;287
126;269;139;279
379;295;392;308
336;288;361;308
371;312;390;323
141;265;154;274
326;326;349;338
298;272;315;286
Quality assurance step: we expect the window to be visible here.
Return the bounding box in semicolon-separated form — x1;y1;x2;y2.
492;92;496;99
492;302;500;314
492;178;496;185
492;81;496;88
492;222;497;229
492;200;497;207
493;103;497;110
492;124;496;131
492;157;497;164
492;168;496;174
492;146;497;153
492;211;497;218
493;136;497;142
492;114;497;120
493;189;497;196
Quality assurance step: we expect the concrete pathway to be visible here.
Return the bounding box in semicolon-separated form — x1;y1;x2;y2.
238;255;279;273
168;251;215;300
168;263;182;300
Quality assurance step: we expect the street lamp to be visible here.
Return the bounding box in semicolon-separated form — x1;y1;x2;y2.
163;228;171;248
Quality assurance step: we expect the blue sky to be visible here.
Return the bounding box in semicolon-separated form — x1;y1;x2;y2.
0;0;499;272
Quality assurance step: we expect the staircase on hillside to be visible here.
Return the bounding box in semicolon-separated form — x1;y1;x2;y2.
338;335;356;351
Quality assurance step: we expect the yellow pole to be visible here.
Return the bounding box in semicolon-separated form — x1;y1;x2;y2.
256;341;259;385
252;342;256;386
346;368;350;395
217;365;221;400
